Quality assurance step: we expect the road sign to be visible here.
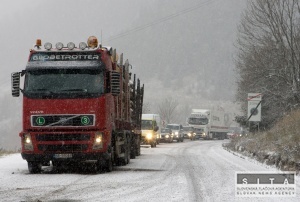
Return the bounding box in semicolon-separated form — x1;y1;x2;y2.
247;93;262;122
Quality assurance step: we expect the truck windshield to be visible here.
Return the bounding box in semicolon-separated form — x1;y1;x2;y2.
188;118;209;125
141;120;153;130
24;69;104;99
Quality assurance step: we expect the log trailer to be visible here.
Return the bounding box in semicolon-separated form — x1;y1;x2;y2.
11;36;144;173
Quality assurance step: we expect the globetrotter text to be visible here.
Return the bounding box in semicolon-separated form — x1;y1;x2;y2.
31;54;100;61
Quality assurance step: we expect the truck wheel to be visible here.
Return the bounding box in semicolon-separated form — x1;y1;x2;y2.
106;157;113;172
130;133;137;159
130;143;136;159
28;161;42;174
115;132;130;166
102;155;113;172
136;135;141;156
136;144;141;156
150;142;155;148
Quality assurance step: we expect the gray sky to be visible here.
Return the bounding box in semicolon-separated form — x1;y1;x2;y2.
0;0;246;149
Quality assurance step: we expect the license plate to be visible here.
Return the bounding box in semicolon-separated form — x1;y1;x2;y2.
54;154;72;158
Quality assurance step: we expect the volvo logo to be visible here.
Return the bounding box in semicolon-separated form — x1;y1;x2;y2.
59;117;69;124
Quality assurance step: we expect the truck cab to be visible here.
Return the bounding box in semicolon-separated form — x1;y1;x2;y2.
11;37;144;173
141;116;159;147
188;109;229;140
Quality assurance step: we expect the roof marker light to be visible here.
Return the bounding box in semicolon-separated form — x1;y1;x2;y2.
87;36;98;48
36;39;42;47
44;42;52;50
67;42;75;50
79;42;87;50
56;42;64;50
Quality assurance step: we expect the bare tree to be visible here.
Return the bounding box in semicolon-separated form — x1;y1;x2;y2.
235;0;300;129
157;97;179;124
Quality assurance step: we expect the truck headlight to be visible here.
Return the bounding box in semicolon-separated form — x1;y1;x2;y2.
175;131;178;135
93;132;103;150
146;133;152;140
24;133;33;151
166;135;169;138
188;133;191;137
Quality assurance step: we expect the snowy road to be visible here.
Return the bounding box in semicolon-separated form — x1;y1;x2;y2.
0;140;299;202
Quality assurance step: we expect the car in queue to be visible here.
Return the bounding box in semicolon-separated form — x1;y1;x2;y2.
166;124;184;142
160;128;173;143
182;126;196;140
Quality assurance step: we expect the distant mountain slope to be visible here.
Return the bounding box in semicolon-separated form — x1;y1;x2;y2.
107;0;246;104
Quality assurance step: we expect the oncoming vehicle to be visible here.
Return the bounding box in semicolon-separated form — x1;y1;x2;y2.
182;126;195;140
160;128;173;143
188;109;229;140
166;124;184;142
193;128;204;139
141;114;160;148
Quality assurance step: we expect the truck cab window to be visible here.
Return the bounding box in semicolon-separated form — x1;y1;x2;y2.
141;120;153;130
24;69;104;98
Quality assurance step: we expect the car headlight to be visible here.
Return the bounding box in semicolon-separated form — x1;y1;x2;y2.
188;133;191;137
166;134;169;138
93;132;103;150
175;131;178;135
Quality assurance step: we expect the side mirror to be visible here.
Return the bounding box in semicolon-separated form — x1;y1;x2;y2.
11;72;20;97
111;72;120;96
154;126;159;132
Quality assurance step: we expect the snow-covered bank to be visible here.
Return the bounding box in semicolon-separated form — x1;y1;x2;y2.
224;136;300;174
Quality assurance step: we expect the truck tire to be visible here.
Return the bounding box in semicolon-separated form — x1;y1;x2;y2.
150;141;155;148
130;133;138;159
28;161;42;174
130;143;136;159
116;134;130;165
105;157;113;172
136;144;141;156
101;155;113;172
136;134;141;156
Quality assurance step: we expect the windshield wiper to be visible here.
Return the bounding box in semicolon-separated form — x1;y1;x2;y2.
61;89;88;92
27;89;54;94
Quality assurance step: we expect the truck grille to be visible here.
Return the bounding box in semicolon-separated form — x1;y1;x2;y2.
31;114;95;127
36;134;90;141
38;144;88;152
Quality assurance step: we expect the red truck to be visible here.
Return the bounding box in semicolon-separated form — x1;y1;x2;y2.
11;36;144;173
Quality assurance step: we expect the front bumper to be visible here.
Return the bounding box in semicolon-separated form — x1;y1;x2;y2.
21;152;110;163
160;135;173;142
141;136;156;144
